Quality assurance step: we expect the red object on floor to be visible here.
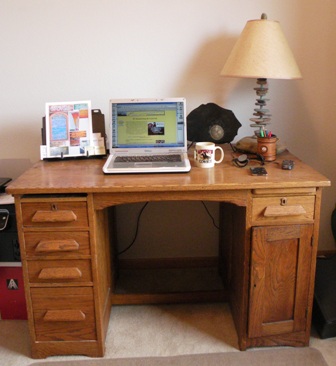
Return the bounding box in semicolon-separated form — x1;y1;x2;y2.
0;265;27;319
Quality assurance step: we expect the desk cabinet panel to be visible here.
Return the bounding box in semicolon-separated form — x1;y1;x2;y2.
31;287;97;341
248;224;314;338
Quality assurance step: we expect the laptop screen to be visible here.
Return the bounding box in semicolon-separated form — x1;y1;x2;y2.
110;99;186;150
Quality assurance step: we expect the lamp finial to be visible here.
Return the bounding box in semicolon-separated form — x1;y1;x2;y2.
261;13;267;20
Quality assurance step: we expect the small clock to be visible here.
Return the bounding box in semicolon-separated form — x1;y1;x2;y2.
187;103;241;144
209;121;225;141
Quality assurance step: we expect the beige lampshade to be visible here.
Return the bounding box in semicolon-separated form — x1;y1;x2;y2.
221;16;302;79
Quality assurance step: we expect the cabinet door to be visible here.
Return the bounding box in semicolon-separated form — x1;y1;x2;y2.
248;224;314;338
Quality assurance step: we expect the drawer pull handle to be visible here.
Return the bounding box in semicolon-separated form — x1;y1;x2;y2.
264;205;306;217
35;240;80;252
43;310;86;322
32;210;77;223
38;267;82;280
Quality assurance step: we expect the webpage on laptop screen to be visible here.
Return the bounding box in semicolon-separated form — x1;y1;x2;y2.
112;102;185;148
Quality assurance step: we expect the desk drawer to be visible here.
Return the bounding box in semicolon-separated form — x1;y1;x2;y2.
24;231;91;258
27;260;92;284
21;202;89;228
252;196;315;225
31;287;97;341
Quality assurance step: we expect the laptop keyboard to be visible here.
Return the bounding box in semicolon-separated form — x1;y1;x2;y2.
115;154;182;163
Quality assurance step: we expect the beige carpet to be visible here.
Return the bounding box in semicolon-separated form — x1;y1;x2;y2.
29;348;327;366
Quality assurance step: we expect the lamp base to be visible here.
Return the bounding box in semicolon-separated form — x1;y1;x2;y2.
250;78;272;136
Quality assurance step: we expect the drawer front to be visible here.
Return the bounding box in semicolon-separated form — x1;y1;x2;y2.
24;231;91;258
27;260;92;283
252;196;315;225
21;202;89;228
31;287;97;341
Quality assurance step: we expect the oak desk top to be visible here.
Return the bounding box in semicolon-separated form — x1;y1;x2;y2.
6;146;330;197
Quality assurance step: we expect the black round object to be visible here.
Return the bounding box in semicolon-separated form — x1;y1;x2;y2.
187;103;241;144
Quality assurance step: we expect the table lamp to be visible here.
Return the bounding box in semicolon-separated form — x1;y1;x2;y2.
220;13;302;137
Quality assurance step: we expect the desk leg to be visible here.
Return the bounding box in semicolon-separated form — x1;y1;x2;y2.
219;202;251;351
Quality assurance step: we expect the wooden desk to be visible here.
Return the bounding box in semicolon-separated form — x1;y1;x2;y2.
6;146;330;358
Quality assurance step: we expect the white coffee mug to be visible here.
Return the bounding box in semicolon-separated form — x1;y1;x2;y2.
194;142;224;168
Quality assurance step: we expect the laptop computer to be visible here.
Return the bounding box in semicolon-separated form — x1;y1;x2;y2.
103;98;191;174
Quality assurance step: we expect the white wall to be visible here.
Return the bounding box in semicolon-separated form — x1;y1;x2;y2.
1;0;335;253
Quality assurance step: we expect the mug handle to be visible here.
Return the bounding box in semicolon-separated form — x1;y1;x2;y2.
214;146;224;164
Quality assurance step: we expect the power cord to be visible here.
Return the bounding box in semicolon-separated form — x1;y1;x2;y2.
201;201;219;230
187;141;194;150
117;202;149;256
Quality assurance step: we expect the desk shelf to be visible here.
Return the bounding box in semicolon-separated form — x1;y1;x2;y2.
112;265;227;305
